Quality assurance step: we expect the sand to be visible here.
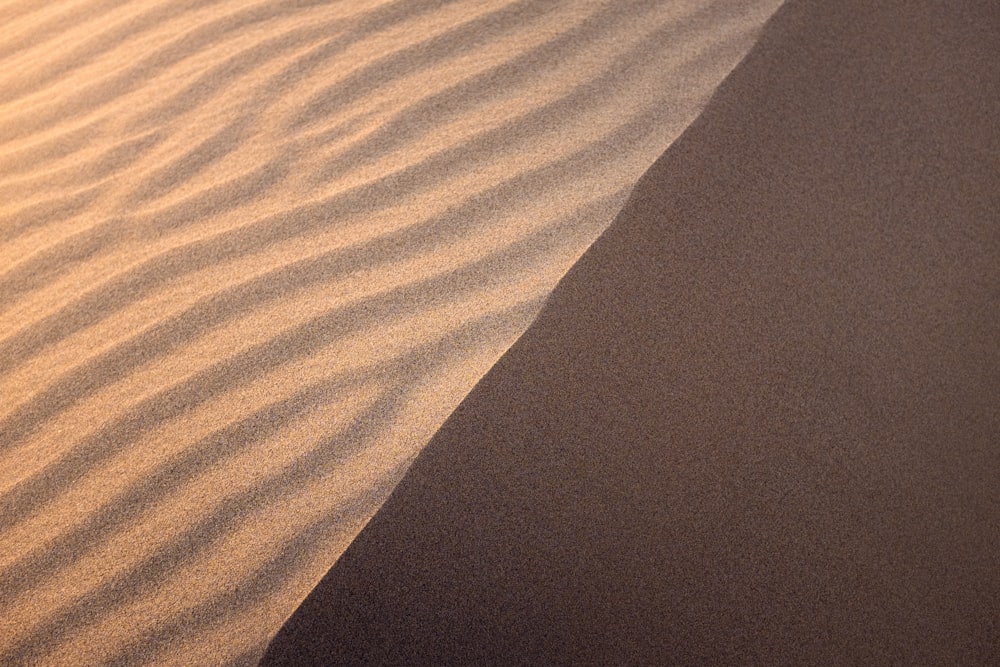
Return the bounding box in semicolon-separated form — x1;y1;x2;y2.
0;0;784;664
262;0;1000;664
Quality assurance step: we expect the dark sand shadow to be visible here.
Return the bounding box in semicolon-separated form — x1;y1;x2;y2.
262;0;1000;663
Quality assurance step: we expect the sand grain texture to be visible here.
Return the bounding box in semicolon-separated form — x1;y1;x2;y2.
263;0;1000;664
0;0;783;663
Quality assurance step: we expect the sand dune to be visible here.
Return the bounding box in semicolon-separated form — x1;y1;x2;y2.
262;0;1000;664
0;0;782;663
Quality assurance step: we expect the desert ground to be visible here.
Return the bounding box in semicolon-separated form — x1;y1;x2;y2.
2;0;998;665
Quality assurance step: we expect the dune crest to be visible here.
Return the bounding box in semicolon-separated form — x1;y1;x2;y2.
0;0;782;663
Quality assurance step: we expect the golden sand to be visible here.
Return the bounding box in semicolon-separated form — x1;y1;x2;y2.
0;1;781;663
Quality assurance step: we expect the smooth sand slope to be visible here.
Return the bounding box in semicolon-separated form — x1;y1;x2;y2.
0;0;784;664
263;0;1000;664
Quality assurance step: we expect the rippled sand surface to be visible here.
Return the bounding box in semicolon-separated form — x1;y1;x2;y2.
0;1;781;663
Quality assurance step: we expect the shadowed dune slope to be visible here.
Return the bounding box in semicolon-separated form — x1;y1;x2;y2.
0;0;784;664
262;0;1000;664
